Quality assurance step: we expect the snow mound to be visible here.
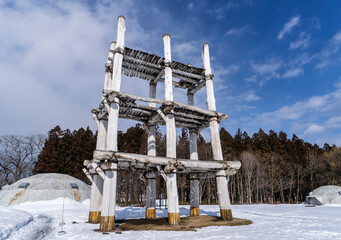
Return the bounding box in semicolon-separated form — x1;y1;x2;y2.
0;173;90;206
0;207;33;240
306;185;341;205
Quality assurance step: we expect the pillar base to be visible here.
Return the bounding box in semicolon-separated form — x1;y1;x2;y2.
88;211;101;223
220;209;233;221
146;208;156;219
190;207;200;216
99;216;115;231
168;212;180;225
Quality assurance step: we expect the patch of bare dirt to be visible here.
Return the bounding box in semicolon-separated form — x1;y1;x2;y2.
113;215;252;231
9;190;25;206
73;190;80;202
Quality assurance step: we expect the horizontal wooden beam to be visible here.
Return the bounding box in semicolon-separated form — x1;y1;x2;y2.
172;68;204;81
122;61;160;75
103;90;226;118
92;151;241;171
122;66;156;81
172;72;199;84
123;55;163;70
189;80;206;94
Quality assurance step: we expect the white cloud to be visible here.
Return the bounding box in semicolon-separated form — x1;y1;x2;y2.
173;42;197;59
214;64;239;78
171;41;204;67
251;59;282;76
335;81;341;88
289;32;310;49
315;31;341;69
211;64;239;91
304;124;325;135
278;15;300;40
243;90;260;102
221;1;239;10
311;17;321;30
225;26;249;36
242;84;341;145
245;75;257;82
288;53;312;67
282;68;303;78
0;0;157;134
304;116;341;138
188;3;194;10
332;31;341;44
209;1;239;20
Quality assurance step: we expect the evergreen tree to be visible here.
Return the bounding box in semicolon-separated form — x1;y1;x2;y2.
33;126;96;183
118;124;147;154
233;129;244;156
220;127;234;159
242;131;252;151
177;129;189;159
34;126;64;174
198;134;212;160
258;129;271;153
268;130;280;153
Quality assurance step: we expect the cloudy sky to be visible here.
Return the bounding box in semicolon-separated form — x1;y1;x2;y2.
1;0;341;146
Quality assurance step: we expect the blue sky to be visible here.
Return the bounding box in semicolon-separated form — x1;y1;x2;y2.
1;0;341;146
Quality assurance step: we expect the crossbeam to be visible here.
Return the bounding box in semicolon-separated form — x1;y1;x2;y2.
103;90;227;119
92;151;241;172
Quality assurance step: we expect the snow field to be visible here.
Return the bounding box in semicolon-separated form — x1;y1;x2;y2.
0;207;33;240
1;198;341;240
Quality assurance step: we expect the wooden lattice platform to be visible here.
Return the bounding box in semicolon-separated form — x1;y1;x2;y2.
114;47;206;93
92;90;227;129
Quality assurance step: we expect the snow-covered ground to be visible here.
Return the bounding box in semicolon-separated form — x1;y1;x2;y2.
1;199;341;240
0;207;33;239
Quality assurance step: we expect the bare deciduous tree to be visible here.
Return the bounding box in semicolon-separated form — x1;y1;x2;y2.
240;151;258;203
0;134;45;187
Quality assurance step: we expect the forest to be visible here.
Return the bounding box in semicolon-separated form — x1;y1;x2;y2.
1;124;340;205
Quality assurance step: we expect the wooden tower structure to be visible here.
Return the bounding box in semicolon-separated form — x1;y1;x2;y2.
83;16;241;232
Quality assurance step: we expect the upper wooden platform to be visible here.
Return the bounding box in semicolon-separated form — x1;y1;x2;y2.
107;46;206;92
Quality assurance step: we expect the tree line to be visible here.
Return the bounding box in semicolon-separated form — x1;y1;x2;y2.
1;125;340;205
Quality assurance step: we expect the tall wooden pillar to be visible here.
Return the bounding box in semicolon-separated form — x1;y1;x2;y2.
89;174;103;223
145;170;156;218
89;40;116;224
163;34;180;225
88;119;107;223
146;83;157;219
202;43;232;221
100;16;125;231
188;93;200;216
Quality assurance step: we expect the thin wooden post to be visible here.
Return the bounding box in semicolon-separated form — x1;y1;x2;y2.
104;41;116;91
146;82;157;219
145;170;156;218
189;130;200;216
88;119;107;223
163;34;180;225
188;93;200;216
100;16;125;231
202;43;232;221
